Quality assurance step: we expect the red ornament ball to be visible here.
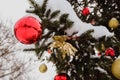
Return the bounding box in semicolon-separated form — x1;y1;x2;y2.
47;49;52;54
98;53;101;57
105;48;115;57
82;7;90;16
54;73;70;80
14;16;42;44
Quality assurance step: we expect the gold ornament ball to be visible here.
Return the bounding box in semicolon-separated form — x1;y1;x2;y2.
111;59;120;79
108;18;119;28
39;63;47;73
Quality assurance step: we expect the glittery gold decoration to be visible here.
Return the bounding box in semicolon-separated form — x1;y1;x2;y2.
53;35;68;42
49;35;78;57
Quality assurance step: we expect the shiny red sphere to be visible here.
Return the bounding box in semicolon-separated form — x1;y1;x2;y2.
54;73;69;80
82;7;90;16
14;16;42;44
105;48;115;57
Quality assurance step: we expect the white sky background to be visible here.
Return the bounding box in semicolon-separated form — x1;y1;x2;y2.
0;0;56;80
0;0;29;23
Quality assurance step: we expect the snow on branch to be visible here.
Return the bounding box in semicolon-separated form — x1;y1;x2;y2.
37;0;114;38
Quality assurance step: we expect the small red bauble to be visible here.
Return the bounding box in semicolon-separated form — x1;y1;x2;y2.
54;73;70;80
14;16;42;44
82;7;90;16
91;19;96;25
105;48;115;57
47;49;52;54
98;53;101;57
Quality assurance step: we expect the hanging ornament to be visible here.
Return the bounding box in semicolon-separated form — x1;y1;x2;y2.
101;43;105;51
54;73;70;80
108;18;119;29
82;7;90;16
105;47;115;57
47;49;52;54
14;16;42;44
98;53;101;57
49;35;78;58
111;59;120;79
39;63;47;73
91;19;96;25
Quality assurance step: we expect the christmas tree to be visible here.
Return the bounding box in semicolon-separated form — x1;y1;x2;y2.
14;0;120;80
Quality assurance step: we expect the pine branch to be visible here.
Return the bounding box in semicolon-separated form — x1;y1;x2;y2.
50;10;60;19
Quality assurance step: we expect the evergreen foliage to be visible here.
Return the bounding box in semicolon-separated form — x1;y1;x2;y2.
67;0;120;40
25;0;120;80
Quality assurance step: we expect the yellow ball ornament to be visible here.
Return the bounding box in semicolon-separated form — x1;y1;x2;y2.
111;59;120;79
108;18;119;29
39;63;47;73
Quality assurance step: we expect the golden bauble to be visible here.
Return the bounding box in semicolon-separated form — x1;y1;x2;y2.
39;63;47;73
111;59;120;79
108;18;119;28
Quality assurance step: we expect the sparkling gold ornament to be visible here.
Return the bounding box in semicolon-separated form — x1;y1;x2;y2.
49;35;78;58
39;63;47;73
53;35;68;42
108;18;119;29
60;42;78;57
111;59;120;79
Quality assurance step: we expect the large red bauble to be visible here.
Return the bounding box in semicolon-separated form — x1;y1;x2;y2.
54;73;70;80
14;16;42;44
105;48;115;57
82;7;90;16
